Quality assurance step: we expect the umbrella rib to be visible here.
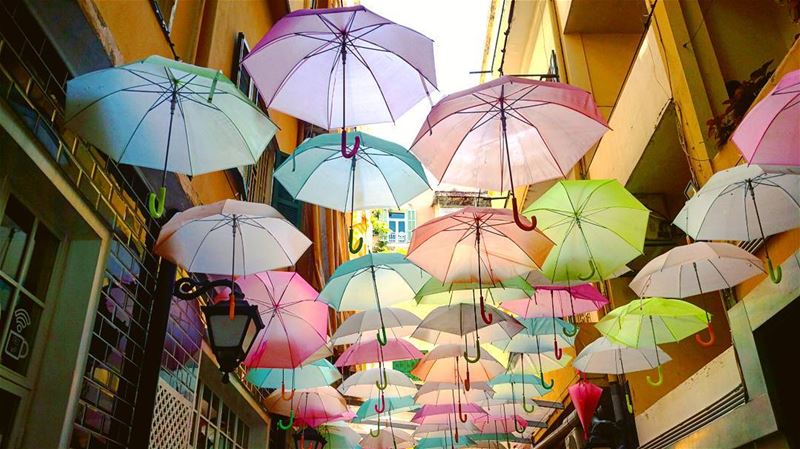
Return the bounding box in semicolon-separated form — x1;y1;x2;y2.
345;36;396;124
174;94;195;176
114;89;174;163
183;218;233;271
264;36;335;110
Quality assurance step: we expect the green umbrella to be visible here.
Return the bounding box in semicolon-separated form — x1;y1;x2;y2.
524;180;649;282
414;277;534;305
596;298;711;386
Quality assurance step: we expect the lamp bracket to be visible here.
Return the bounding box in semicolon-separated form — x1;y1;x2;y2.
174;277;245;301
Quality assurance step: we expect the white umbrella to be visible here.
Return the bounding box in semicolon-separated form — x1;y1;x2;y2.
360;428;415;449
332;308;421;345
573;336;671;375
411;303;524;347
674;165;800;283
629;242;765;298
338;367;417;400
155;199;310;275
414;382;494;405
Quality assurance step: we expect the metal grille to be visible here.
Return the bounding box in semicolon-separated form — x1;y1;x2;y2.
150;378;193;449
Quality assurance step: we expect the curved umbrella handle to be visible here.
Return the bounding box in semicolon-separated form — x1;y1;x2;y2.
695;323;716;347
522;396;535;413
374;393;386;413
767;257;782;284
464;342;481;364
514;417;525;433
147;187;167;219
348;228;363;254
277;410;294;430
369;417;381;437
341;131;360;158
553;339;563;360
280;384;296;401
625;393;634;414
458;401;468;423
577;260;596;281
512;197;537;231
376;325;388;346
540;372;554;390
479;295;493;325
646;365;664;387
375;369;389;390
562;323;578;337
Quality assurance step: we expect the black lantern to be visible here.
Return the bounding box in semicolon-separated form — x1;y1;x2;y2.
201;298;264;383
293;427;327;449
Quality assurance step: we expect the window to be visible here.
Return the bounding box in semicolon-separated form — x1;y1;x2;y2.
406;210;417;240
387;211;405;244
191;383;250;449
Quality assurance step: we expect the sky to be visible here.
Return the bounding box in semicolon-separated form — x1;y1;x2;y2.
351;0;493;149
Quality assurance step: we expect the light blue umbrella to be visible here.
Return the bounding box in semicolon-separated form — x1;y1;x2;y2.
416;436;473;449
491;318;577;357
274;131;429;253
355;396;418;422
246;359;341;399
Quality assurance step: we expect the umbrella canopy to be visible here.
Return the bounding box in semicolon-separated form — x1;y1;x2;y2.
236;272;329;369
411;303;524;345
338;368;417;399
473;414;526;434
264;386;349;428
489;373;550;400
411;76;607;224
321;253;430;343
243;6;437;131
417;436;474;449
414;381;494;405
65;55;278;217
573;336;672;375
335;338;423;367
501;284;608;318
320;424;362;449
360;429;416;449
569;380;603;439
246;359;341;390
731;69;800;166
524;180;649;282
509;351;572;376
629;242;765;298
332;308;421;345
491;318;576;353
155;200;311;275
356;396;418;421
413;422;479;437
673;165;799;283
412;404;486;423
415;277;534;305
411;344;505;384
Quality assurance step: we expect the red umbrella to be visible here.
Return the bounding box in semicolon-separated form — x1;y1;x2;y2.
568;378;603;439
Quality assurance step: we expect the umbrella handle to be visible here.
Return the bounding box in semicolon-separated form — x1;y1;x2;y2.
479;295;493;325
646;365;663;387
147;187;167;219
695;323;716;347
376;325;388;346
341;130;360;158
554;339;563;360
455;426;459;442
277;410;294;430
522;397;535;413
562;323;578;337
369;418;381;437
625;393;634;414
374;393;386;413
512;196;537;231
577;260;596;281
458;401;468;423
280;385;296;401
463;342;481;364
514;417;526;434
376;369;389;390
540;372;554;390
348;228;363;254
767;257;782;284
464;367;471;391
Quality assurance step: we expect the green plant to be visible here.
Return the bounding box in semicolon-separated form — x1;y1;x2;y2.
706;60;774;147
370;209;390;253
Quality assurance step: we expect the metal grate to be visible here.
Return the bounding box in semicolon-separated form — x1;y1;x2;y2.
150;379;193;449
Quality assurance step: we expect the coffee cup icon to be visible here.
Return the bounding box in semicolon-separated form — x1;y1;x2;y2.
5;330;29;360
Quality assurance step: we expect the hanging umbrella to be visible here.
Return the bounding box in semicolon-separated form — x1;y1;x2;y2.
274;131;429;253
243;6;436;147
356;396;418;422
412;404;486;424
407;207;553;325
508;351;571;387
246;359;341;392
629;242;765;345
334;338;423;368
231;272;328;371
411;76;607;228
412;422;479;438
360;428;415;449
66;55;277;218
414;382;494;406
523;179;649;282
568;378;603;440
338;367;417;400
473;414;526;434
332;308;421;345
596;298;710;386
320;423;362;449
265;386;349;429
492;317;577;362
673;165;800;283
417;436;474;449
731;69;800;166
488;373;550;401
415;276;534;306
321;253;430;344
501;284;608;319
411;344;505;388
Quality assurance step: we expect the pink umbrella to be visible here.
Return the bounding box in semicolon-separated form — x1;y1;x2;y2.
732;69;800;166
411;76;607;227
474;413;527;434
412;404;486;424
239;272;329;372
568;378;603;439
264;386;349;429
502;284;608;318
334;338;422;367
407;207;553;325
242;6;437;155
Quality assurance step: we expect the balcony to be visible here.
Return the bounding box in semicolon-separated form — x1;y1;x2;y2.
562;0;647;34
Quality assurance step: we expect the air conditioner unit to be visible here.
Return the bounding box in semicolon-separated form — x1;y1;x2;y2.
564;427;585;449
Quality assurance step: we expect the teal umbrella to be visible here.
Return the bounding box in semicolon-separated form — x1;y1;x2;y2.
320;253;430;345
355;396;418;421
416;436;473;449
246;359;341;399
274;131;429;253
320;423;362;449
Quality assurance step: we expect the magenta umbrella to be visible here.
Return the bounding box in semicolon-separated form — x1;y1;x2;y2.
242;6;437;155
411;76;607;227
501;284;608;318
732;69;799;166
265;386;350;429
239;272;329;371
412;404;486;424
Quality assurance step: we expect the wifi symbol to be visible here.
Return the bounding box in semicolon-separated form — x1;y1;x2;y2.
13;309;31;332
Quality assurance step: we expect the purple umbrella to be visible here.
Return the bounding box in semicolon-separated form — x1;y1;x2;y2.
242;6;437;155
